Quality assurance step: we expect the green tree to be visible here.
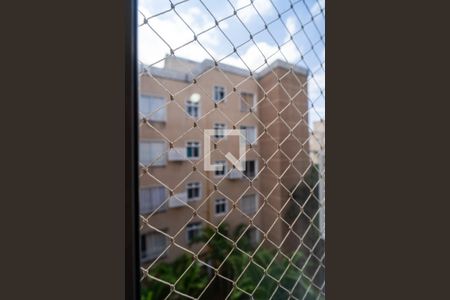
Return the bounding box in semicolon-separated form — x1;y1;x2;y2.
230;248;323;300
141;254;208;300
189;223;254;298
141;222;324;300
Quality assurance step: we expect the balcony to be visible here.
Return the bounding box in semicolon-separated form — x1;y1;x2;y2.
227;168;243;180
168;148;188;161
168;192;188;208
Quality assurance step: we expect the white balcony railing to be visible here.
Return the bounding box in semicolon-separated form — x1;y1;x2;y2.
227;168;243;180
168;192;188;208
168;148;188;161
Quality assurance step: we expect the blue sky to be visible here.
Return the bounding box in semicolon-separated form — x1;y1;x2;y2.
138;0;325;125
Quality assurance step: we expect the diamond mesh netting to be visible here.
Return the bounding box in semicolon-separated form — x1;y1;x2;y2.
137;1;325;299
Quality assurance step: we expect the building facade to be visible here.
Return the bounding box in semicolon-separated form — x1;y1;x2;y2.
139;56;310;263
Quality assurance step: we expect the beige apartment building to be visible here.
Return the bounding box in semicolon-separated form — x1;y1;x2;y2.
139;56;311;263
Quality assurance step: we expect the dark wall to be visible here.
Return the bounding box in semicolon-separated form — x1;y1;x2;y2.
0;0;137;299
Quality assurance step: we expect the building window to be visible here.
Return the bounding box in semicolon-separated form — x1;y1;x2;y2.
140;186;166;214
246;228;260;246
186;99;200;118
139;141;166;166
186;222;202;243
139;95;166;122
240;92;255;112
213;86;225;102
213;123;226;139
186;141;200;159
186;182;201;201
241;194;257;215
141;232;167;261
215;198;228;215
240;125;257;144
214;160;227;177
243;160;257;178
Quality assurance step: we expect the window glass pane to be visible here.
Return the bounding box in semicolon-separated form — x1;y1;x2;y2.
193;146;199;157
140;142;166;166
215;198;227;214
247;127;256;144
187;183;200;200
244;160;256;177
215;161;226;176
241;195;257;214
240;92;254;111
150;142;166;166
140;96;166;121
139;142;152;165
186;100;199;117
187;223;201;242
142;232;167;260
140;186;166;213
214;123;225;138
186;142;199;158
241;126;256;144
214;86;225;102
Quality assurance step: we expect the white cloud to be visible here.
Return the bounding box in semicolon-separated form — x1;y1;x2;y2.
222;37;302;71
286;16;298;36
138;3;221;66
234;0;273;23
311;0;325;15
307;48;325;125
138;0;325;123
139;1;302;70
309;71;325;101
138;0;312;77
308;48;325;101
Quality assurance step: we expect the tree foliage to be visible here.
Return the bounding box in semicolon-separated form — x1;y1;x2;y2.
141;221;324;300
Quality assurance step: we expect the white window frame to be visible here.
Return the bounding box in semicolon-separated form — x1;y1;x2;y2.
213;123;227;140
213;85;226;102
240;125;257;145
214;160;227;177
240;194;258;215
186;182;201;201
214;198;228;216
186;141;201;160
139;140;167;167
240;92;256;112
139;186;167;214
186;222;202;243
243;159;258;178
139;94;167;122
185;98;200;118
